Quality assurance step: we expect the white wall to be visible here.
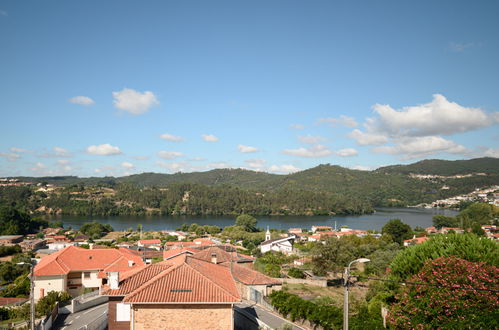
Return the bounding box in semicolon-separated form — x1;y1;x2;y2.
33;275;66;301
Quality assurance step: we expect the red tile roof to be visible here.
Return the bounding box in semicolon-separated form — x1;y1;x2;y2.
163;248;197;260
116;256;240;304
34;246;144;277
231;263;280;286
138;239;161;245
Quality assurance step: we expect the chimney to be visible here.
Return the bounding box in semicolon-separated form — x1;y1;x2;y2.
211;253;217;264
128;260;134;267
109;271;119;290
89;243;94;250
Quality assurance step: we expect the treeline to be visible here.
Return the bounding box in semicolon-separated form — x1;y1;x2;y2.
0;183;373;216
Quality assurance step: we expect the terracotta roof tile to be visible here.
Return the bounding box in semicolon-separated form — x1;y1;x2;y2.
122;256;240;303
163;248;197;260
231;263;280;285
34;246;144;277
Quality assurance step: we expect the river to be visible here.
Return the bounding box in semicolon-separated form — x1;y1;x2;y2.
44;207;459;232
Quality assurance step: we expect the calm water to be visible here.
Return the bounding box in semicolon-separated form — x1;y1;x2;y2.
45;208;458;232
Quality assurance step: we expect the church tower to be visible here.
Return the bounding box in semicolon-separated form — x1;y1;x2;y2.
265;226;271;241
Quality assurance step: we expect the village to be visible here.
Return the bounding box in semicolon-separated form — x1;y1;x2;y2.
0;214;497;329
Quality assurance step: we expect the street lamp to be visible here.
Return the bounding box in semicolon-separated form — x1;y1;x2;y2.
17;262;35;330
343;258;370;330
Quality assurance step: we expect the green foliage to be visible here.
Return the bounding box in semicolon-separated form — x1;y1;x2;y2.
36;291;72;317
432;215;459;229
311;235;400;276
381;219;413;245
79;221;113;239
254;252;294;278
0;262;28;285
287;267;305;279
388;256;499;329
0;206;46;235
388;233;499;282
0;245;22;257
235;214;258;232
269;290;342;329
458;202;499;227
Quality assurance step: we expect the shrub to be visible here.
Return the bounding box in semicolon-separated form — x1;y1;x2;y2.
388;256;499;329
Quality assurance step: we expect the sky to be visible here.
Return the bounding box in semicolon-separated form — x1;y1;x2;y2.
1;0;498;177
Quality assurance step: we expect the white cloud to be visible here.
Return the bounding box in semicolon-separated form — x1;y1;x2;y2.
351;165;373;171
121;162;134;169
336;148;358;157
94;165;116;175
268;164;300;174
371;94;497;137
157;151;184;160
0;152;20;162
208;162;231;169
86;144;122;155
57;159;70;165
202;134;219;142
318;115;358;128
449;42;475;53
298;135;326;144
245;159;266;170
238;145;259;153
157;161;186;172
283;144;333;158
10;147;31;153
112;88;159;115
476;147;499;158
53;146;71;157
348;129;389;146
188;157;205;161
290;124;305;130
160;133;184;142
69;96;95;106
373;136;469;160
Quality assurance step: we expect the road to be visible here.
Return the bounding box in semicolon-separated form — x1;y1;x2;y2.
52;303;108;330
235;302;305;330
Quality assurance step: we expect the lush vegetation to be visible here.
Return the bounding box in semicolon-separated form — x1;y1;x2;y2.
4;157;498;216
269;290;343;329
78;221;113;239
388;256;499;329
0;206;47;235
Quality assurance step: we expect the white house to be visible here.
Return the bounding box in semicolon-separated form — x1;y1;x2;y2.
260;229;295;254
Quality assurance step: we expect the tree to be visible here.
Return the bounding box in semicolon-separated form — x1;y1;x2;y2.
388;256;499;329
235;214;257;232
389;233;498;281
381;219;413;245
79;221;113;239
432;215;459;229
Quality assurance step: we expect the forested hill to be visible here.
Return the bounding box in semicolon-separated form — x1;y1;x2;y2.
3;157;498;216
376;157;499;176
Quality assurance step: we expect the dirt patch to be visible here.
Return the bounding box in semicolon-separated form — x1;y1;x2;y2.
283;282;369;308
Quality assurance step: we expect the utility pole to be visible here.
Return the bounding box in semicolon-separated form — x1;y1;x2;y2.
344;258;370;330
30;264;35;330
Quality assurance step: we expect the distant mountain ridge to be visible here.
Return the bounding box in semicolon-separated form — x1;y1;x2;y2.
12;157;499;188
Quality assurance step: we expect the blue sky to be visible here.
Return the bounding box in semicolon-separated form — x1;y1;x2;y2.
1;0;498;177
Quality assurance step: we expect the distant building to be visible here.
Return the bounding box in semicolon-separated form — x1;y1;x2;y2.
260;229;295;254
0;235;23;245
403;236;430;247
311;225;332;233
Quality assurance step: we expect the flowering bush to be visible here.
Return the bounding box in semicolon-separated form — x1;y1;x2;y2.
388;256;499;329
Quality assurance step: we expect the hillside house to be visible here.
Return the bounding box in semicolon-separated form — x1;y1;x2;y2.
260;229;295;254
33;246;144;300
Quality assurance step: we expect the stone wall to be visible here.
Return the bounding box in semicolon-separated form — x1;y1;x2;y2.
132;304;233;330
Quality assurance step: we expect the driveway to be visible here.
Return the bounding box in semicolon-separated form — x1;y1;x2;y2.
52;302;108;330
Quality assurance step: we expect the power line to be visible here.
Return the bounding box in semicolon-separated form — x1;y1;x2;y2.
354;275;499;293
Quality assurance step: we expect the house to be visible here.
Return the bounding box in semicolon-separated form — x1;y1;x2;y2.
102;254;240;330
403;236;430;247
47;236;74;251
33;245;144;301
137;239;162;250
164;231;187;241
19;239;46;252
440;227;465;234
0;235;23;245
294;257;312;266
163;247;198;260
260;229;295;254
425;226;439;234
288;228;302;235
311;225;332;233
125;246;163;264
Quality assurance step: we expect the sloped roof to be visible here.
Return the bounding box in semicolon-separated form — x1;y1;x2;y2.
231;263;280;286
163;247;197;260
121;256;240;303
34;246;144;277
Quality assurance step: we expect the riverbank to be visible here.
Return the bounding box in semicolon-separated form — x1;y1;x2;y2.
44;207;459;232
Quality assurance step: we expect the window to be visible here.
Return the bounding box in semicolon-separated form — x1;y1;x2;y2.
83;272;91;279
116;303;131;322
